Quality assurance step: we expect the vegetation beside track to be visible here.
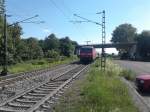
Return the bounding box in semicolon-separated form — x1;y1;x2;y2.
55;59;138;112
0;56;78;74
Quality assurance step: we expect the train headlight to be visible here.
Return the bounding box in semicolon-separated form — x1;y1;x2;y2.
140;80;144;83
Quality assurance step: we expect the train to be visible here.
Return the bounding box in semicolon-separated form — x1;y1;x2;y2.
79;46;97;63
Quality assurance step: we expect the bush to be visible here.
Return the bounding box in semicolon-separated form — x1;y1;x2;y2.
47;58;55;63
31;60;46;65
46;50;59;59
119;69;136;81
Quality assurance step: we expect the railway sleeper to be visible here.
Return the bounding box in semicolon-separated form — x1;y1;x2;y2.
43;83;61;87
45;100;55;104
15;98;38;103
22;95;43;100
37;87;55;91
33;89;50;94
41;103;51;109
11;100;36;105
40;85;58;89
27;92;47;96
0;106;23;112
17;97;40;102
0;104;27;111
43;82;62;86
7;102;32;108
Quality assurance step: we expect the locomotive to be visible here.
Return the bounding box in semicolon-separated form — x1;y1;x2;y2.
79;46;96;62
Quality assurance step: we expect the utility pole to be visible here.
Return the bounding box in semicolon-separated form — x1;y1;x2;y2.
3;14;7;75
97;10;106;71
85;41;91;45
72;10;106;70
0;0;8;75
0;8;40;76
1;13;7;75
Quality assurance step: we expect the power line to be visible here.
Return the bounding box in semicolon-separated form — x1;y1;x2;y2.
73;14;102;25
59;0;89;39
48;0;87;40
49;0;69;20
71;11;106;71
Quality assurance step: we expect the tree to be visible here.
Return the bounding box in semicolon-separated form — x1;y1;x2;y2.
59;37;74;57
44;33;59;52
0;0;5;16
111;23;137;55
136;31;150;60
111;23;137;43
15;40;29;61
25;37;43;59
7;24;22;61
8;23;22;44
46;49;59;59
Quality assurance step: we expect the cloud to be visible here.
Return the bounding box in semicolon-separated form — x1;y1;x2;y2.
43;29;51;34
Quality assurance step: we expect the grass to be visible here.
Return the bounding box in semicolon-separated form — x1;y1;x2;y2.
1;56;78;74
55;59;138;112
119;69;136;81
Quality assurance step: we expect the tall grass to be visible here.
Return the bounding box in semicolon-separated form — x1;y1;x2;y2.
2;57;77;74
55;59;138;112
77;60;137;112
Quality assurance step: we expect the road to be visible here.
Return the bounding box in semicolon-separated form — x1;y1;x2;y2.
114;60;150;75
115;60;150;112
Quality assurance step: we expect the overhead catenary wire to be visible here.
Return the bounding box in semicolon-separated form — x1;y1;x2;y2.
48;0;69;20
73;14;102;26
48;0;88;39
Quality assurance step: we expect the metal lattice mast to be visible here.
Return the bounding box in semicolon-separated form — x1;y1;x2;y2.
72;11;106;70
101;10;106;71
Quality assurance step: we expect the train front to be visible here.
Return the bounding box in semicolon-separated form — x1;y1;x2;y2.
79;46;96;63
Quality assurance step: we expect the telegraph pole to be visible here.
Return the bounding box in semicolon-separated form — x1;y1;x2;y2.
72;10;106;70
0;0;8;75
97;10;106;71
0;1;40;76
1;13;7;75
85;41;91;45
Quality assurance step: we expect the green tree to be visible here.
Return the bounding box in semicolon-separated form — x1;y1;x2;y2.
46;49;59;59
111;23;137;55
111;23;137;43
44;33;59;52
59;37;74;57
15;40;29;61
7;24;23;62
136;31;150;60
24;37;43;60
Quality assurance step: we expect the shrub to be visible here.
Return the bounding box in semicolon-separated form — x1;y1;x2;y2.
31;60;46;65
46;50;59;59
120;69;136;81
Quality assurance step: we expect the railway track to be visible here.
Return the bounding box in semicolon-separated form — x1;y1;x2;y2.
0;63;74;86
0;64;89;112
0;63;79;104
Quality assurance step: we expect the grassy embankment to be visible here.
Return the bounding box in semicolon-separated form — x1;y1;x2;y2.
55;59;138;112
0;56;77;74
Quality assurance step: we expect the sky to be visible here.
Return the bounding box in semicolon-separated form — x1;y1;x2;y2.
5;0;150;54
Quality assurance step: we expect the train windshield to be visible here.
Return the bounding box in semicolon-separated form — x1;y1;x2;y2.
80;48;92;53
